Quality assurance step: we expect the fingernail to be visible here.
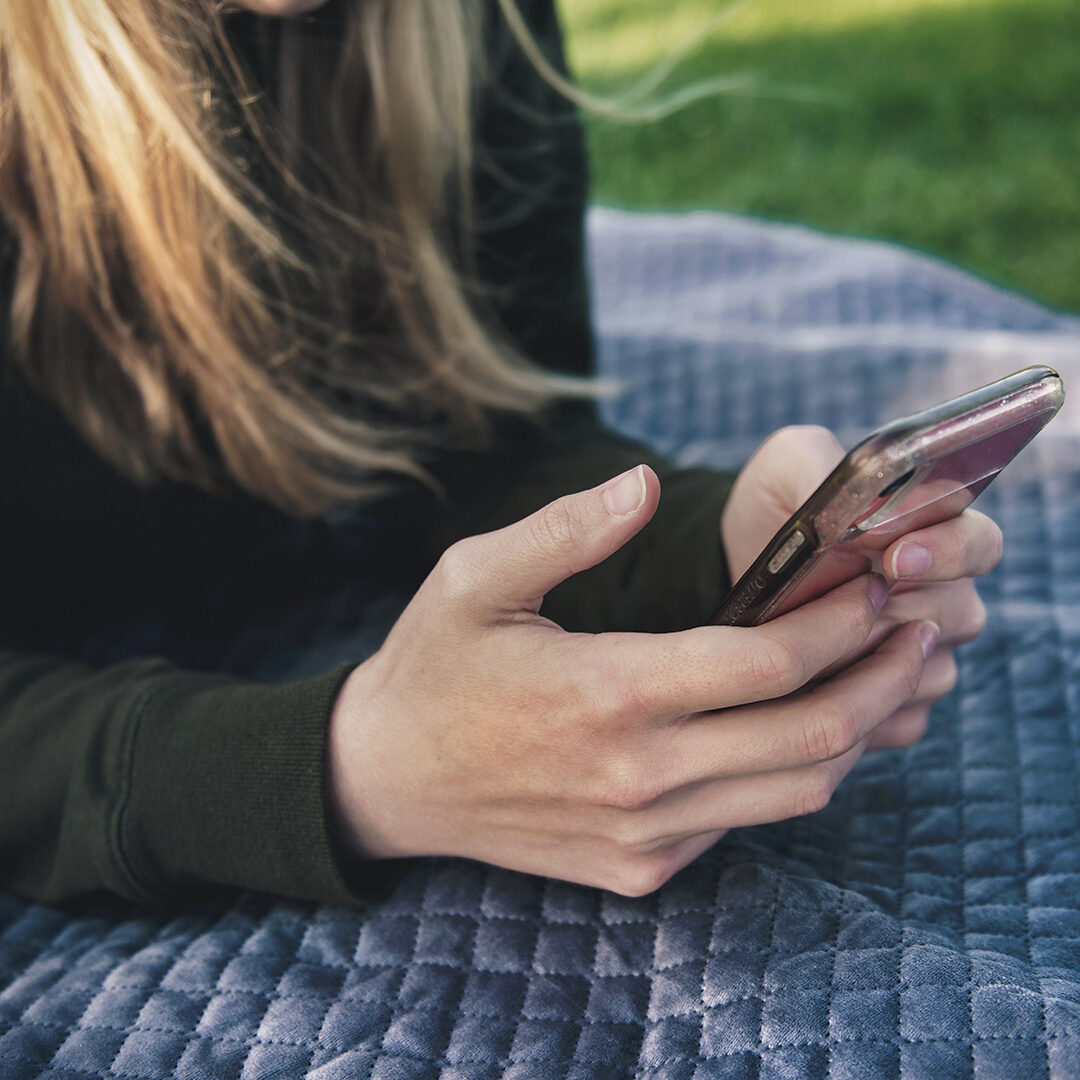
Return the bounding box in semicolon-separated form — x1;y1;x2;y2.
892;541;932;579
869;575;889;613
919;620;940;659
602;465;646;516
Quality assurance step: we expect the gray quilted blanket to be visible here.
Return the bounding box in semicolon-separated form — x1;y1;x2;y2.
3;209;1080;1080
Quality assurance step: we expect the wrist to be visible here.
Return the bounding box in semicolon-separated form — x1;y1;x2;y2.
327;659;392;860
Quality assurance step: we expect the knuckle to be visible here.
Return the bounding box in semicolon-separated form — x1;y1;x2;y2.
609;855;673;898
743;633;809;696
801;701;858;763
607;810;653;851
607;673;655;724
959;593;988;642
843;591;878;642
943;652;959;692
594;757;663;812
796;767;836;817
433;540;480;605
933;652;959;697
564;656;617;732
532;497;582;554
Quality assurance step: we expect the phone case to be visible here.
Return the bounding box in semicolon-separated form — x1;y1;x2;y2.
711;365;1065;627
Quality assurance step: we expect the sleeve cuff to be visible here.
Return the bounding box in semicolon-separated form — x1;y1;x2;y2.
118;661;389;904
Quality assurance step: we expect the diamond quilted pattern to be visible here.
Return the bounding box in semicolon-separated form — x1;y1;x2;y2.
3;209;1080;1079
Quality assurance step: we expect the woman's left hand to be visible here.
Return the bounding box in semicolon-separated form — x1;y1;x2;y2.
721;425;1003;751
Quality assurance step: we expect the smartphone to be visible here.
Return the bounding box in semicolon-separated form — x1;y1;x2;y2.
711;365;1065;627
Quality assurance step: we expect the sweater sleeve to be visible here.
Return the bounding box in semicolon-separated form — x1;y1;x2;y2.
0;652;363;903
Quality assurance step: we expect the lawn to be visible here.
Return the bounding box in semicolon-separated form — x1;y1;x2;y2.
557;0;1080;313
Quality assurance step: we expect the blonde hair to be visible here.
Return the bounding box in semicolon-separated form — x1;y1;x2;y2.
0;0;572;515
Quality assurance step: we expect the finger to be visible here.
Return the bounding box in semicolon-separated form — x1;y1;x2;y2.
909;647;959;705
753;425;846;510
587;572;889;720
438;465;660;614
600;831;728;897
866;705;930;751
860;650;955;754
474;817;728;898
608;738;868;850
722;427;847;582
883;509;1003;582
883;581;987;645
663;619;936;782
817;583;982;681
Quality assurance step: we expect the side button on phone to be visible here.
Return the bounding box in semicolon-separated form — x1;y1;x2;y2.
767;529;807;575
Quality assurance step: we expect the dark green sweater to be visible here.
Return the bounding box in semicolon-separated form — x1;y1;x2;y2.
0;0;733;905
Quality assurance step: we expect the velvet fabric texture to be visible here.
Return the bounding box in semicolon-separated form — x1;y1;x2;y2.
2;210;1079;1079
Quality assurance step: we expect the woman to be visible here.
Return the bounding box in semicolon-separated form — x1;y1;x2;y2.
0;0;998;903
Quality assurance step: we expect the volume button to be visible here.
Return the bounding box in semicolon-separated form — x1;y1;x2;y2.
767;529;807;575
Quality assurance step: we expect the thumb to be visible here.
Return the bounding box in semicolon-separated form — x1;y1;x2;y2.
723;426;846;583
758;425;846;512
452;464;660;614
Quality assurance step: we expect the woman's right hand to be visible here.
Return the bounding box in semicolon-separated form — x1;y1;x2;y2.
328;465;936;896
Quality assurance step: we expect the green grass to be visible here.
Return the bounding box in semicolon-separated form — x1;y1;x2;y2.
557;0;1080;312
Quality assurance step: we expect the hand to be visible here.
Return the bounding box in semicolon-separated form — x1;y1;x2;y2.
721;426;1002;751
328;464;936;896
